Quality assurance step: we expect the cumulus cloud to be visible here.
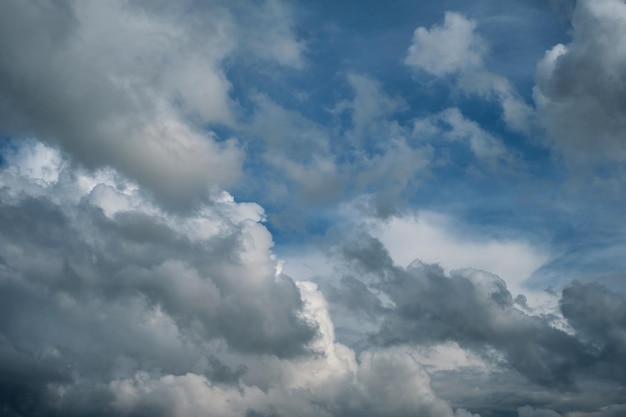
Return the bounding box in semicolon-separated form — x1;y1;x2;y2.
0;0;304;208
101;281;467;417
406;12;535;134
0;141;479;417
278;208;626;416
534;0;626;166
332;235;588;387
560;281;626;383
312;230;626;396
0;141;310;413
405;12;487;76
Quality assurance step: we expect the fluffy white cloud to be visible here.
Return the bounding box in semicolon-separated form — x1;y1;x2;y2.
405;12;486;76
406;12;535;134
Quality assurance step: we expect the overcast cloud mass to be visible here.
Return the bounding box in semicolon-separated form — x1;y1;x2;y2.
1;0;626;416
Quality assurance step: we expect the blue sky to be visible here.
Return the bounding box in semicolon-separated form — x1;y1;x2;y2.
1;1;626;416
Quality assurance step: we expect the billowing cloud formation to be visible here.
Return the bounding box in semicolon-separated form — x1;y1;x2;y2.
329;234;587;387
0;142;480;417
0;142;315;358
309;231;626;415
535;0;626;166
0;0;305;207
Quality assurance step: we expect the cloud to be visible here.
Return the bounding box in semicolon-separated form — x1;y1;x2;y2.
341;73;406;143
412;108;522;172
0;141;315;414
101;282;467;417
0;0;305;208
276;198;626;415
288;221;626;416
405;12;486;76
518;406;563;417
318;231;626;390
560;281;626;383
330;73;431;217
534;0;626;167
371;212;548;294
2;144;317;358
564;404;626;417
245;73;430;220
406;12;535;134
246;95;344;207
0;141;481;417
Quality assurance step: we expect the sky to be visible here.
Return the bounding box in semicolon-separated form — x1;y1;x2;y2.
0;0;626;416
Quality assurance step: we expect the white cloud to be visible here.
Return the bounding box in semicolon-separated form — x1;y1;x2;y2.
406;12;535;135
405;12;486;76
373;211;549;297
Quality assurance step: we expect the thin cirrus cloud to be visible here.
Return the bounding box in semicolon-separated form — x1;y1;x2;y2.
1;0;626;417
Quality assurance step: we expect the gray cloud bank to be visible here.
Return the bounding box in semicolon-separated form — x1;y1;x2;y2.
0;142;480;417
319;233;626;416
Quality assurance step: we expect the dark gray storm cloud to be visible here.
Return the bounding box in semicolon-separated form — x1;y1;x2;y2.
333;235;590;387
317;233;626;416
